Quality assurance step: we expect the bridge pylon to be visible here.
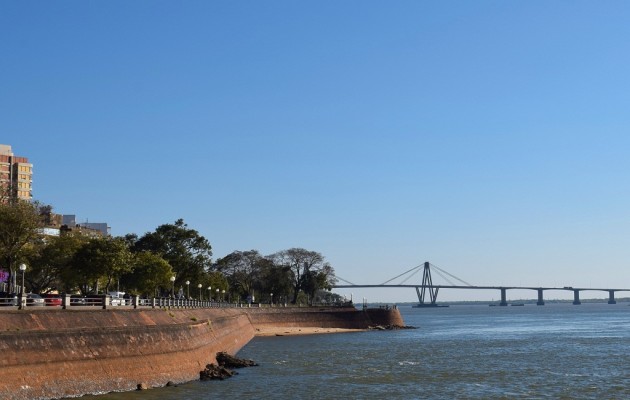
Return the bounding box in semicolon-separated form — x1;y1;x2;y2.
414;262;444;308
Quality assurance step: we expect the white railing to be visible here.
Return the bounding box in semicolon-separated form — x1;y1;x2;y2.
0;294;244;310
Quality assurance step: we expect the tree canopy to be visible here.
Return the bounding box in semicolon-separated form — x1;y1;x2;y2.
0;200;43;292
132;219;213;287
1;202;339;304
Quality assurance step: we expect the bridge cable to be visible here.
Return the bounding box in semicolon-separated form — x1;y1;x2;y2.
430;263;474;286
380;264;424;285
399;267;423;285
334;275;357;286
431;268;457;286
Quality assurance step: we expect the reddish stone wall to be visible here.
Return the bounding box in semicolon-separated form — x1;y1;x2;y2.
0;308;255;400
0;306;404;400
245;306;404;330
365;307;405;326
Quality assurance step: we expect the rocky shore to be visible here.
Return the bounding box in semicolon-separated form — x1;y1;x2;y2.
200;352;259;381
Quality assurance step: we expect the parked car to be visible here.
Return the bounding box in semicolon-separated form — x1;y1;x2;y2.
108;291;126;306
44;294;63;306
26;293;45;306
0;292;18;306
70;294;87;306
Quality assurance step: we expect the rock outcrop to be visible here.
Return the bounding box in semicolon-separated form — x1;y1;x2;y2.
200;363;237;380
200;352;258;381
216;351;258;368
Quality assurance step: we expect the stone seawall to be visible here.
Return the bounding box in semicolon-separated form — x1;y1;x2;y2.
245;306;404;330
0;306;403;400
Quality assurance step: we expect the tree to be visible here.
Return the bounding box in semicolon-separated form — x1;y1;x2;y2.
25;234;88;294
71;237;132;294
0;200;41;292
133;219;213;287
269;248;335;304
301;263;336;300
215;250;265;300
256;260;293;304
203;271;229;301
121;251;173;297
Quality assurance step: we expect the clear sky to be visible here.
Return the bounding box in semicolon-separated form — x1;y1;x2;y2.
3;1;630;302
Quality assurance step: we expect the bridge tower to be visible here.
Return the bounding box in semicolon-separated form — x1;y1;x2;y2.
415;262;440;307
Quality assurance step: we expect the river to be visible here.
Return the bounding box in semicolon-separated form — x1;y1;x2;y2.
91;303;630;399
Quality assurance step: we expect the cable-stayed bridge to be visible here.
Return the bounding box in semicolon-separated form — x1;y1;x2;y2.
332;262;630;306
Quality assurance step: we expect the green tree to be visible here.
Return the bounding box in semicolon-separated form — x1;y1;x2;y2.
301;263;336;301
0;200;41;292
25;234;88;294
72;237;132;294
256;260;293;304
133;219;213;288
202;271;229;301
215;250;265;300
269;248;335;304
121;251;173;297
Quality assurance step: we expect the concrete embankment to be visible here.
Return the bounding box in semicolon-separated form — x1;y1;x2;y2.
0;306;404;400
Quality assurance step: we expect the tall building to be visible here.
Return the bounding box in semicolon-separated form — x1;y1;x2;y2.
0;144;33;202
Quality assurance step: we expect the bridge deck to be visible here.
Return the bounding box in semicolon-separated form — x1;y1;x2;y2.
333;284;630;291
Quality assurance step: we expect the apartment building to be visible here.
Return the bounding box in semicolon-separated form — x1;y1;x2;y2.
0;144;33;201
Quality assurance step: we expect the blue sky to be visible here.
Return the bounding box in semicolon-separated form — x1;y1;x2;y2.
3;1;630;302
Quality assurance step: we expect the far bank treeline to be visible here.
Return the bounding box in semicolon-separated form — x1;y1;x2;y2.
0;200;338;304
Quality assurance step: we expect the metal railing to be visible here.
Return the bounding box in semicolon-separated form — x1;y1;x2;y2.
0;294;278;310
0;293;355;311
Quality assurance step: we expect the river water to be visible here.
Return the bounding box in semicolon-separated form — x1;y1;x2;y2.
92;303;630;399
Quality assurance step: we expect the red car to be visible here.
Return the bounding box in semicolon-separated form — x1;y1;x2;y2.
44;294;62;306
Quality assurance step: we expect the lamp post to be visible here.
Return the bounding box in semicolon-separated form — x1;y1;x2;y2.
216;288;219;302
221;289;225;302
185;280;190;299
198;283;202;300
19;263;26;295
270;292;273;306
207;286;211;301
170;276;176;298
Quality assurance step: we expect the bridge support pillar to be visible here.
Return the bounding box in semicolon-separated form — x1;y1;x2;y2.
608;290;616;305
499;288;508;306
572;290;581;305
536;289;545;306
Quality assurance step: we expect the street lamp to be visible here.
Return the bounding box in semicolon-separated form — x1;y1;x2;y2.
170;276;176;298
198;283;202;300
207;286;211;301
18;263;26;295
270;292;273;306
216;288;219;302
185;280;190;299
222;289;225;302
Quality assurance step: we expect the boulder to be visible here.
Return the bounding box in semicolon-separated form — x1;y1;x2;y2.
200;363;236;381
216;351;258;368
